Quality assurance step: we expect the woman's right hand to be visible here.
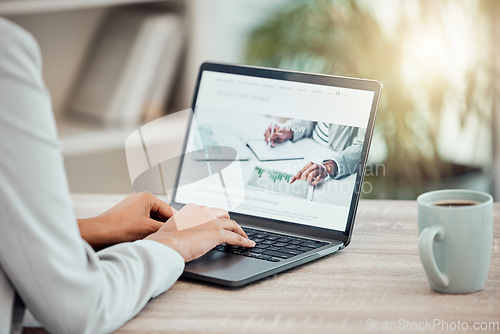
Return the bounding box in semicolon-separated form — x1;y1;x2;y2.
263;124;292;147
145;204;255;262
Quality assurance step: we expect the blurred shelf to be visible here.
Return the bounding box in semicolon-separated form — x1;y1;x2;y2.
0;0;169;15
4;0;184;162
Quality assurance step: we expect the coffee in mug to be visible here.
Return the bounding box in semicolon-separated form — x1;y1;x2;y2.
431;199;481;207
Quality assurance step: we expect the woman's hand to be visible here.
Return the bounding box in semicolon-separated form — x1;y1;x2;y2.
166;203;229;231
146;204;255;262
78;192;176;248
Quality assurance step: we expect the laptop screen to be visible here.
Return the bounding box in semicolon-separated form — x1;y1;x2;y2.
173;64;378;234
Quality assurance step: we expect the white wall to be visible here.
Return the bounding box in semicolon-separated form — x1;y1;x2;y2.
173;0;290;111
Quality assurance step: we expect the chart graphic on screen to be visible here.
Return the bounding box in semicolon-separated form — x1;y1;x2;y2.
247;166;312;200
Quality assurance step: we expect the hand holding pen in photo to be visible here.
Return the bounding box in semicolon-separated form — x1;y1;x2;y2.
263;122;292;147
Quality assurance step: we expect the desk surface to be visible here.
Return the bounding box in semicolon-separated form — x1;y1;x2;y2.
71;194;500;334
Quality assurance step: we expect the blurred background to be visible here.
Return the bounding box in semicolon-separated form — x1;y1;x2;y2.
2;0;499;200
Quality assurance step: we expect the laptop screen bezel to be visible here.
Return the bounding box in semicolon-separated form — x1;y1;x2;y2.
171;62;382;246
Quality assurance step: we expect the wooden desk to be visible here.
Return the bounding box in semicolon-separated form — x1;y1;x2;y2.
71;194;500;334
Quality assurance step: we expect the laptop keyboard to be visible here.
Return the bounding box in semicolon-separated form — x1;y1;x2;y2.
213;227;328;262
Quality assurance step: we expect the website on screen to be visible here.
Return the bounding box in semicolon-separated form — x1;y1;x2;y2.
174;71;374;231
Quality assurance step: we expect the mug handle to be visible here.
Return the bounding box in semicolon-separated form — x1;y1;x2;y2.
419;225;449;288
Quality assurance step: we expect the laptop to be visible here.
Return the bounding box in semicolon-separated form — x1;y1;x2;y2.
171;62;382;286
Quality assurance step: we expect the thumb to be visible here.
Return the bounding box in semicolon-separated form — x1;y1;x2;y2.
147;218;165;233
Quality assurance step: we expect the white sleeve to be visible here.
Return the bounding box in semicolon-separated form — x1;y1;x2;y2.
0;18;184;334
328;128;365;179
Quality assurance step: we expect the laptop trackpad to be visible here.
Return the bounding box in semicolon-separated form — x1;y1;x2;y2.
184;250;274;281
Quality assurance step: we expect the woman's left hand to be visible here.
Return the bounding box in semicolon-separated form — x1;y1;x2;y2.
78;192;176;248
